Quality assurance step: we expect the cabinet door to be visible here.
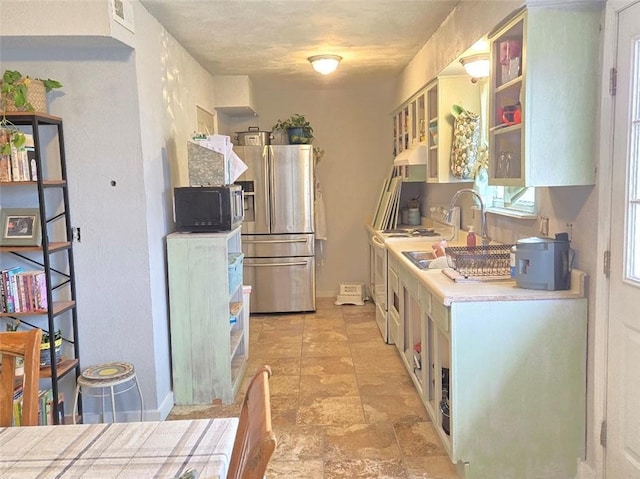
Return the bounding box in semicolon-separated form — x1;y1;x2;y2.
488;14;525;186
450;299;586;477
387;257;402;348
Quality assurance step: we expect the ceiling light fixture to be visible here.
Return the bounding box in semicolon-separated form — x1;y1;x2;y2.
308;54;342;75
460;53;490;79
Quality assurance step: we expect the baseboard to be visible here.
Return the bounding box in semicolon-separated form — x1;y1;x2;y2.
576;460;597;479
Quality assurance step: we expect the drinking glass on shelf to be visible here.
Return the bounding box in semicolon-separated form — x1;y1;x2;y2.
496;152;506;178
504;152;512;178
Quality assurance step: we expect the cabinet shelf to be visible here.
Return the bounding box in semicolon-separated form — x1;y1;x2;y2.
40;358;79;379
495;76;522;94
0;180;68;188
230;327;244;359
0;300;76;319
1;242;72;254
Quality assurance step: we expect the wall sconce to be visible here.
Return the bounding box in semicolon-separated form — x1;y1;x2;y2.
308;55;342;75
460;53;490;79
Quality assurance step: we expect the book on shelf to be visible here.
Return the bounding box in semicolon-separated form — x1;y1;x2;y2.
37;389;65;425
0;134;35;182
1;266;25;313
13;385;23;427
0;268;47;313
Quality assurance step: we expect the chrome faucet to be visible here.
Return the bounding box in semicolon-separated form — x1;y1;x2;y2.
445;188;490;244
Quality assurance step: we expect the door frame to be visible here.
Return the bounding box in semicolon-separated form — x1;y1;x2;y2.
592;1;639;478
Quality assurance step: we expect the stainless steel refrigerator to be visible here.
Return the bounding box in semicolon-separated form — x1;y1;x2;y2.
235;145;316;313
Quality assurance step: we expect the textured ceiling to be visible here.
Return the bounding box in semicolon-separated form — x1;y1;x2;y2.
139;0;461;88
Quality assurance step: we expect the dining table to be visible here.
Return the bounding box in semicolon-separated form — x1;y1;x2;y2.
0;417;239;478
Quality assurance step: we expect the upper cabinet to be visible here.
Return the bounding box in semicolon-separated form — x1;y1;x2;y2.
425;77;481;184
392;76;481;184
488;4;600;187
213;75;257;117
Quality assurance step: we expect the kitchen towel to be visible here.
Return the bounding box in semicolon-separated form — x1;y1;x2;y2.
315;178;327;265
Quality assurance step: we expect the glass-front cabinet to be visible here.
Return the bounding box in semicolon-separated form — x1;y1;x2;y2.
425;77;481;184
488;5;600;187
392;76;481;184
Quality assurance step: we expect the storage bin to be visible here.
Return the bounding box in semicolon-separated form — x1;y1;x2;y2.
228;253;244;294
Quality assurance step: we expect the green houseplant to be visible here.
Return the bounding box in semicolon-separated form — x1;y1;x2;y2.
1;70;63;155
40;329;63;366
272;113;314;144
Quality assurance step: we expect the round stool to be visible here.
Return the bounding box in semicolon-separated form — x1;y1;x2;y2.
72;362;144;424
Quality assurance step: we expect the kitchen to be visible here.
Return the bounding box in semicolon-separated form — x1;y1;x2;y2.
0;0;637;478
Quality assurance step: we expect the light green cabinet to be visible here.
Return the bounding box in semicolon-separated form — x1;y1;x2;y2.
488;4;601;186
391;251;587;478
167;227;248;405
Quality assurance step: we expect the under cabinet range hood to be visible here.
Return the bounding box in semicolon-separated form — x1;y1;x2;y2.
393;144;427;166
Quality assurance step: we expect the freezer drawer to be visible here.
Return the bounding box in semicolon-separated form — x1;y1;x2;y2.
242;233;315;257
243;256;316;313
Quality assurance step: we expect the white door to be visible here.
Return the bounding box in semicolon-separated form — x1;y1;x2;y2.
606;2;640;477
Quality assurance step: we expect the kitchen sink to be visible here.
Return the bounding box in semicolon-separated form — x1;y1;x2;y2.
402;251;437;270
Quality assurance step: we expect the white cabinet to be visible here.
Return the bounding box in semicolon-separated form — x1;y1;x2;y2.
387;254;402;347
368;230;390;342
488;5;600;186
213;75;256;116
167;227;248;405
425;77;481;184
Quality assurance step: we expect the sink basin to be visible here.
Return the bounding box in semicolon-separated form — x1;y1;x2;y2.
402;251;437;270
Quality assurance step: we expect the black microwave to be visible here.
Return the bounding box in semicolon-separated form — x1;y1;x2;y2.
174;185;244;233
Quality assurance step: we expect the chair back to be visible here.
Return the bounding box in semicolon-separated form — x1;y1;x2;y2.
227;365;277;479
0;329;42;426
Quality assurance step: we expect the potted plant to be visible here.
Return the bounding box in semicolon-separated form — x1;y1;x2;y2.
1;70;63;155
40;329;63;366
272;113;314;144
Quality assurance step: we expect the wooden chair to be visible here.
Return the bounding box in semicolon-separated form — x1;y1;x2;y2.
227;365;277;479
0;329;43;427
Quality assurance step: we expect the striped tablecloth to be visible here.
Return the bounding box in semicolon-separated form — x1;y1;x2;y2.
0;418;239;478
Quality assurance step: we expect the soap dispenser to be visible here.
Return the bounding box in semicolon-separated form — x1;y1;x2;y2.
466;226;476;247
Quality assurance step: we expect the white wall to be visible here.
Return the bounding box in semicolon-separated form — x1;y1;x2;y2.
0;0;216;421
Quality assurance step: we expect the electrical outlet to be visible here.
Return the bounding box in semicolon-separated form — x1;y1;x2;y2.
539;217;549;236
72;227;81;243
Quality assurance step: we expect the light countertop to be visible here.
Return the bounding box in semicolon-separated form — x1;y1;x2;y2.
385;240;587;307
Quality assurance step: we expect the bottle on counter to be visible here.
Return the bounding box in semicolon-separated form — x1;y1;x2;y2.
466;226;477;248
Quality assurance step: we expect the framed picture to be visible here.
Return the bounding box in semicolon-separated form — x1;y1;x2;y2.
0;208;42;246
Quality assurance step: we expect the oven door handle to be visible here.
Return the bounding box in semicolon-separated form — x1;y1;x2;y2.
372;236;386;248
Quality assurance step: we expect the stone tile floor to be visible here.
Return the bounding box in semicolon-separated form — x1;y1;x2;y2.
167;298;459;479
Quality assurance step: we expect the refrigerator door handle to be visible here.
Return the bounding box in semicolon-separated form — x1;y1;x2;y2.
267;145;276;229
262;146;271;227
243;238;309;244
249;261;309;267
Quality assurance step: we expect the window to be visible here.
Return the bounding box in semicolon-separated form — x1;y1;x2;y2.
487;186;537;217
626;38;640;283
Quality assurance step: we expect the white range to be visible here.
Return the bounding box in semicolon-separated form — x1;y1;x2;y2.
368;206;459;343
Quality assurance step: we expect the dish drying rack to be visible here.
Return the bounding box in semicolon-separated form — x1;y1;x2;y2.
444;244;516;281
